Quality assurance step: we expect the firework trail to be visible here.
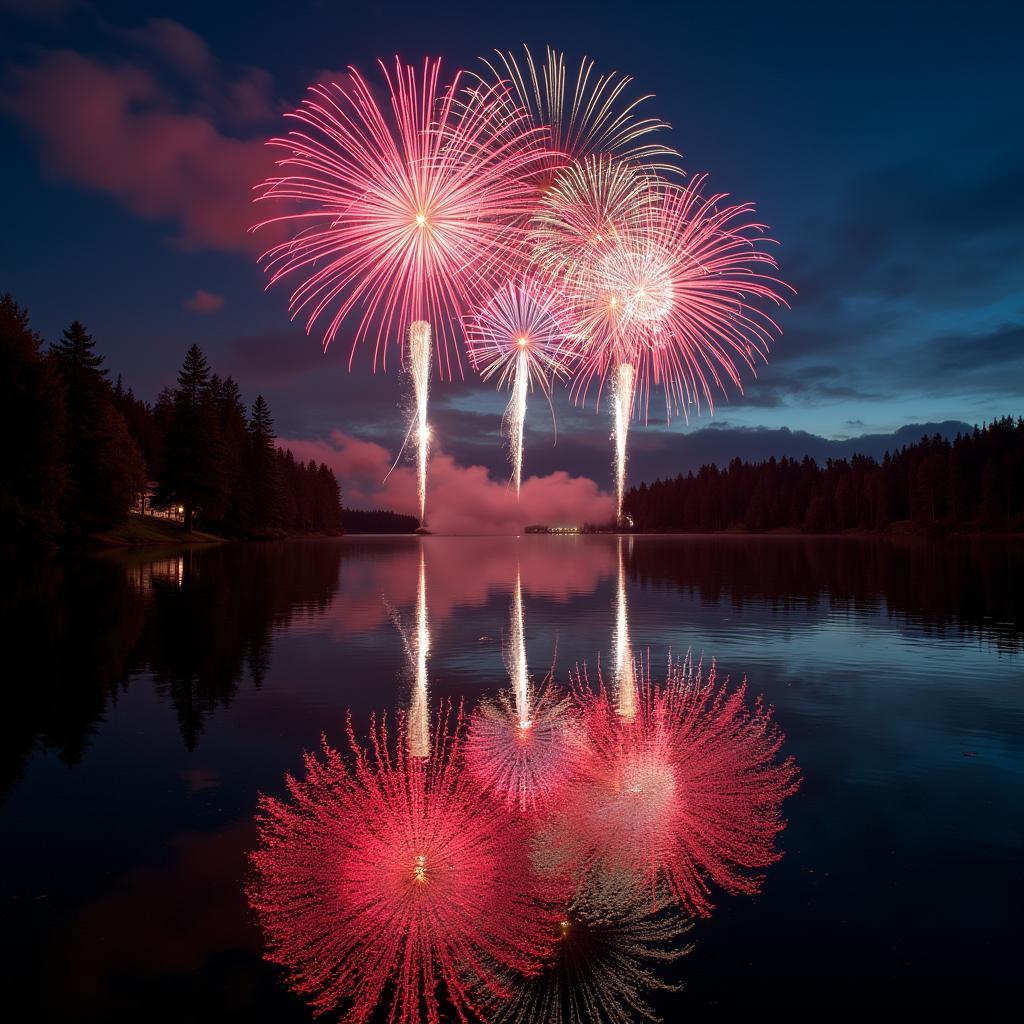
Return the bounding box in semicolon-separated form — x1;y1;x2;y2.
465;567;581;811
612;363;636;525
541;655;800;916
408;322;432;527
493;868;693;1024
248;704;557;1024
612;535;636;719
254;57;553;520
466;279;567;495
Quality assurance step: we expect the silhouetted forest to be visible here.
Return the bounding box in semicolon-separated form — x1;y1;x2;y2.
623;418;1024;533
1;293;342;550
341;508;419;533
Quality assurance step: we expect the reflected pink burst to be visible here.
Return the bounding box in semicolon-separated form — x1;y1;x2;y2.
248;705;556;1024
541;656;800;916
465;685;582;813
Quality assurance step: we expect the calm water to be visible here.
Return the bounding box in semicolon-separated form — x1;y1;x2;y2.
2;535;1022;1020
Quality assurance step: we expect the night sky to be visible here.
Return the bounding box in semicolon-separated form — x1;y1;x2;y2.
2;0;1022;514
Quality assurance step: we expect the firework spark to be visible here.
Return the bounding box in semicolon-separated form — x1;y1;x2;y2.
494;869;693;1024
544;655;800;916
248;705;556;1024
466;279;568;495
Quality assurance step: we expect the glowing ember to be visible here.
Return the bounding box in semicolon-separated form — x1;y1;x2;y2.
248;705;556;1024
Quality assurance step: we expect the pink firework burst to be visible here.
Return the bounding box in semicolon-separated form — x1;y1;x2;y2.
465;684;582;813
539;655;801;916
566;175;792;418
254;57;554;379
247;705;556;1024
464;277;569;493
465;277;567;395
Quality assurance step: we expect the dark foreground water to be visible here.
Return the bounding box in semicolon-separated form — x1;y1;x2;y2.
2;535;1021;1021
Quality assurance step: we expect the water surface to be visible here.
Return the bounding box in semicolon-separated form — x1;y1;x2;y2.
2;535;1021;1018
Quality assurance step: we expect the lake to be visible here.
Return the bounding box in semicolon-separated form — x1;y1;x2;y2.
2;535;1021;1020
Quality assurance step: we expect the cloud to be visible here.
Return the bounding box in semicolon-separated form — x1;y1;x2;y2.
2;38;278;251
183;288;224;314
278;430;615;534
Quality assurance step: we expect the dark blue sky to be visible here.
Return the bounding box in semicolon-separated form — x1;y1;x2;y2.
2;0;1022;488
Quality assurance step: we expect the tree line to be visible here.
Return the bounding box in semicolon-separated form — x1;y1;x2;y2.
1;293;342;550
623;417;1023;533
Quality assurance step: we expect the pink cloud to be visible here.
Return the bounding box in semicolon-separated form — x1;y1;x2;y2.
183;288;224;314
278;430;615;535
3;49;277;251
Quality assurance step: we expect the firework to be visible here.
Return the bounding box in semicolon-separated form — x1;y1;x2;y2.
466;279;568;495
531;156;655;311
465;568;580;811
255;57;553;522
493;868;693;1024
248;705;556;1024
256;57;551;374
543;656;800;916
479;45;677;187
573;175;791;420
525;156;655;518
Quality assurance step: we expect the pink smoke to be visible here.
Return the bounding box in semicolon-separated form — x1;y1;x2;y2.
278;430;615;535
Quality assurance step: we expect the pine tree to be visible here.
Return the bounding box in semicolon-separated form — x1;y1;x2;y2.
50;320;144;533
0;295;66;547
244;395;284;535
157;345;227;532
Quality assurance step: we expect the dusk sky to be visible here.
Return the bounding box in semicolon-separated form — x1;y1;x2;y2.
2;0;1022;514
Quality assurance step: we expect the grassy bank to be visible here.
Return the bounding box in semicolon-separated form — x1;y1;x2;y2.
94;514;223;548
